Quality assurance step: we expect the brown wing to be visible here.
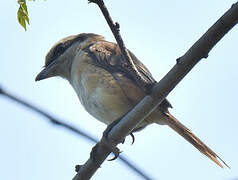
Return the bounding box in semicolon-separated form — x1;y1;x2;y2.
83;40;172;110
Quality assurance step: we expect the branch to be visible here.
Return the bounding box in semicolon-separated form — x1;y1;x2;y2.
73;2;238;179
0;85;153;180
88;0;154;92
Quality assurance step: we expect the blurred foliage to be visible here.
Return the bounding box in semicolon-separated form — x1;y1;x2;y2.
17;0;46;31
17;0;30;31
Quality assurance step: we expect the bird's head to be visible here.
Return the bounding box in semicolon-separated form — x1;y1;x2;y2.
35;33;104;81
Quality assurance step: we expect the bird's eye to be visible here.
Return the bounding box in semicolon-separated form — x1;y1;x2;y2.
56;45;65;55
77;36;87;42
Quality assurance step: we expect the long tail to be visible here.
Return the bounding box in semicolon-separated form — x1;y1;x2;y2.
164;111;229;168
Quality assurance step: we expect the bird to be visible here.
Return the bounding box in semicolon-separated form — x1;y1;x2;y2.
35;33;228;168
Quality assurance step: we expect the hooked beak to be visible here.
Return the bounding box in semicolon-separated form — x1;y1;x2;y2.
35;68;49;81
35;61;58;81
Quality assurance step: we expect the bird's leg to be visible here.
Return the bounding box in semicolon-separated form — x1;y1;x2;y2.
103;118;121;139
91;116;135;162
90;136;121;162
98;118;122;161
90;120;122;162
103;116;136;145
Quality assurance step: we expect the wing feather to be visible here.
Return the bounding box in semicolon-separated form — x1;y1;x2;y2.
83;40;172;110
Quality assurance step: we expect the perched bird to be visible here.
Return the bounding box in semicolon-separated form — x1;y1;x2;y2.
36;33;228;168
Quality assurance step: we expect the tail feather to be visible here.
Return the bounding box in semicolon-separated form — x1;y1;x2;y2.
164;112;229;168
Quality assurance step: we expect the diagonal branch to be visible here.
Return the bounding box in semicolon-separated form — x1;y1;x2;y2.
88;0;154;92
0;85;153;180
73;2;238;180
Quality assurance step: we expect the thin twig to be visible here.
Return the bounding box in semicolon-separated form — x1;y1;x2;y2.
0;85;153;180
73;2;238;180
88;0;154;93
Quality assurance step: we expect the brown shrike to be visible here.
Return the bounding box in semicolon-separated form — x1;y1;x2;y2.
35;33;228;168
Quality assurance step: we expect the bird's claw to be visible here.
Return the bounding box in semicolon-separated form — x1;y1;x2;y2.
129;132;135;145
101;137;121;161
90;137;121;162
104;119;135;145
99;118;134;161
121;132;135;145
108;147;122;161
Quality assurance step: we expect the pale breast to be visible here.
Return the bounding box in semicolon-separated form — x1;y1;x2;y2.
70;58;135;125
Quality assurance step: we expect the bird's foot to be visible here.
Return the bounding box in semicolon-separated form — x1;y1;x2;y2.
90;137;121;162
129;132;135;145
103;119;136;145
121;133;135;145
103;119;120;138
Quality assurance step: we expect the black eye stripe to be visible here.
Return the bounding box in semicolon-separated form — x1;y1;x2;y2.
56;45;65;52
53;39;78;57
54;44;66;55
45;43;71;66
45;33;98;67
